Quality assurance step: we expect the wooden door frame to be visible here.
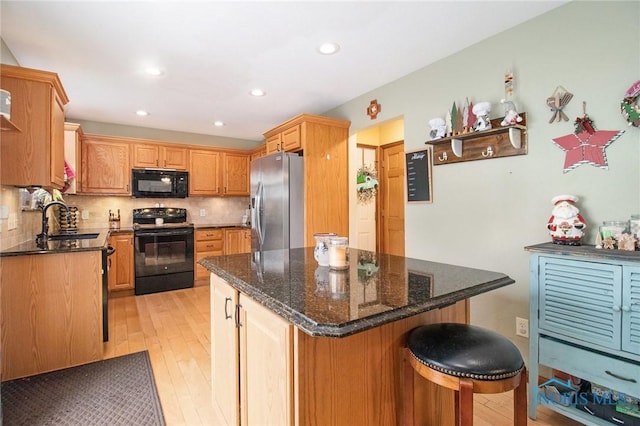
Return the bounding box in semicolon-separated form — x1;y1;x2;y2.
378;140;404;255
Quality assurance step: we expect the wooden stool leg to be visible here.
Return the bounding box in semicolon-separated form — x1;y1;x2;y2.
514;367;528;426
403;348;415;426
459;378;473;426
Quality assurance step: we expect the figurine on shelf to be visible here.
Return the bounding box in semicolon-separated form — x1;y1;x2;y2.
547;195;587;246
428;117;446;140
500;99;523;126
472;102;492;131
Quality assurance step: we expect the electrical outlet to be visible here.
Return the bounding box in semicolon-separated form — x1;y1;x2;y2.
516;317;529;338
81;210;90;220
199;209;206;217
7;213;17;230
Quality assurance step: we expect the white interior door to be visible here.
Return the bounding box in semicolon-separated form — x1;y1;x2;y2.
355;146;377;251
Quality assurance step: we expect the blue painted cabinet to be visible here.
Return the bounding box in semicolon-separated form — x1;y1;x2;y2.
527;243;640;425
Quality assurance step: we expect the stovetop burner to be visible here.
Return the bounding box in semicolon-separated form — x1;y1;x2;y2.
133;222;193;230
132;207;191;229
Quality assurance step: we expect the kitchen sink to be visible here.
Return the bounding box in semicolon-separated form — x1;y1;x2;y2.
47;232;100;241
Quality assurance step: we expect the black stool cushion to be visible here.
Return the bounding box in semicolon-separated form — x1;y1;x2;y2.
407;323;524;381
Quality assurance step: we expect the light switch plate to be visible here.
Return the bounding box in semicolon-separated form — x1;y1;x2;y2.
81;210;90;220
0;205;9;219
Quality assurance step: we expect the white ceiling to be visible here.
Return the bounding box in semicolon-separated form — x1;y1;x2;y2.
1;1;566;143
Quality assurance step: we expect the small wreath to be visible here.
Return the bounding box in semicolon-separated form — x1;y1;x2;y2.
621;80;640;127
356;164;379;204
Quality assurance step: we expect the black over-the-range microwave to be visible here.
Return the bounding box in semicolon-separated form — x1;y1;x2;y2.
132;169;189;198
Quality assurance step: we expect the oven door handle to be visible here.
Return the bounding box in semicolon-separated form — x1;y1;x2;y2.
134;229;193;237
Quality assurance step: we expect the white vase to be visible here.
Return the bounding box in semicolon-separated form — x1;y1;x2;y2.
313;233;336;267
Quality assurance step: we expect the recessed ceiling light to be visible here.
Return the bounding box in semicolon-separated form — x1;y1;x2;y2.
250;89;266;97
213;121;225;127
144;67;163;77
136;110;149;116
318;42;340;55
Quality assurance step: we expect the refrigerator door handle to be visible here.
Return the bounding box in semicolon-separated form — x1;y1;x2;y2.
255;181;264;246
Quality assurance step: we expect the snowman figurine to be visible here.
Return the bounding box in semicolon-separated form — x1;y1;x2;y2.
546;195;587;245
428;117;446;140
472;102;492;131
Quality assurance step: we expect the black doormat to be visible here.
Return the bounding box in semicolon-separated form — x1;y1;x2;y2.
1;351;165;426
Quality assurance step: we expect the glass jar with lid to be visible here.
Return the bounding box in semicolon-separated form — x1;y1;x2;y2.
630;215;640;238
600;220;629;239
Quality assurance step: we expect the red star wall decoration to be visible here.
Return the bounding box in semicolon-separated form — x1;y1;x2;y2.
552;129;624;173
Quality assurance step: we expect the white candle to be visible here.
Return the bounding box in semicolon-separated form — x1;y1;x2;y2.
328;237;349;270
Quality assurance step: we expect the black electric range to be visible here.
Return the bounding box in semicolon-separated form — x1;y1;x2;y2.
132;208;194;295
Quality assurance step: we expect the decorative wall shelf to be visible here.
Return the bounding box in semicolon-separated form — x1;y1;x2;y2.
0;115;20;132
425;113;527;165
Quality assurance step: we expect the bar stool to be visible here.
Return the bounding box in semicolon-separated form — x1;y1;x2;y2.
403;323;527;426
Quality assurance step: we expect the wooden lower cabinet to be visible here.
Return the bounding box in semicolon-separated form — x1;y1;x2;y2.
108;232;134;292
195;229;224;280
1;251;103;381
210;273;466;425
224;228;251;255
211;274;293;426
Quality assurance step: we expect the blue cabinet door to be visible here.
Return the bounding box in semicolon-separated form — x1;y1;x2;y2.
539;256;622;350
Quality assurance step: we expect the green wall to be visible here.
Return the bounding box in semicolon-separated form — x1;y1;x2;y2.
327;1;640;363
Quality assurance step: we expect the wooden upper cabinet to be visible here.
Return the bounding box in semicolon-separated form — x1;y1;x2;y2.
223;152;249;196
263;113;351;246
281;125;301;151
189;148;221;196
132;143;188;170
190;148;249;197
265;134;282;155
264;123;301;155
63;122;83;194
81;134;131;195
0;64;69;188
250;145;266;162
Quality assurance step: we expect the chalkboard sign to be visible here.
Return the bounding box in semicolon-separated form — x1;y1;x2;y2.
405;148;432;203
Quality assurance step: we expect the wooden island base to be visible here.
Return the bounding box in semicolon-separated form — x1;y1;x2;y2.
206;248;513;426
212;269;468;426
293;301;467;425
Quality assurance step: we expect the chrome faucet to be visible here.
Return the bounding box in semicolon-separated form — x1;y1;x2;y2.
36;201;69;245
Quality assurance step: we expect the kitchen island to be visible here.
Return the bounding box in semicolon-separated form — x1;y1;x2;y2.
200;247;515;425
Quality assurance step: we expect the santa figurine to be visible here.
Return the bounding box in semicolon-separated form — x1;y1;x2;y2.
547;195;587;245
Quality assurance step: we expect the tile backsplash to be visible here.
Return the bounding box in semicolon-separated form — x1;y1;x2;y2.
0;185;249;250
63;194;250;228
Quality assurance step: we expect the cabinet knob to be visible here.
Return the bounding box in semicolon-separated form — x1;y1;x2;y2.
621;305;630;312
613;305;621;312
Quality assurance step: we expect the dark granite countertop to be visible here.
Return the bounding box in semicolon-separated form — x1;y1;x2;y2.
200;248;514;337
194;223;249;229
0;229;111;257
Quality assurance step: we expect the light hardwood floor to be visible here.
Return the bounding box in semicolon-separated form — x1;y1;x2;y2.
103;285;582;426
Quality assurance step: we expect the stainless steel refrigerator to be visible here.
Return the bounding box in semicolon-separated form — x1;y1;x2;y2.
250;152;304;251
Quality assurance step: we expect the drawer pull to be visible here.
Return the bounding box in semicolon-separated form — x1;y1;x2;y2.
605;370;637;383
